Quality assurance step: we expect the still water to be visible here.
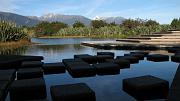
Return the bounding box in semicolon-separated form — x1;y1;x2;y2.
2;38;179;101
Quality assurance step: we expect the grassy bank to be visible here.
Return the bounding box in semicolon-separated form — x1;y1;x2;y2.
0;39;31;47
0;20;30;50
0;39;31;55
37;33;128;39
37;35;87;38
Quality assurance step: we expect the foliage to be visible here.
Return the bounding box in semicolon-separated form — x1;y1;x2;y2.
56;26;126;38
145;19;159;27
73;21;85;28
91;20;107;28
0;20;29;42
121;19;143;29
108;22;118;26
56;21;170;38
171;18;180;30
32;18;173;38
34;21;68;36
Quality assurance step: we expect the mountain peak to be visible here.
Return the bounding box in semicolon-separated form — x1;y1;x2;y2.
93;16;126;24
0;11;126;26
42;13;57;18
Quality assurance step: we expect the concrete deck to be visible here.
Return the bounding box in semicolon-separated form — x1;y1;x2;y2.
81;30;180;50
81;41;180;50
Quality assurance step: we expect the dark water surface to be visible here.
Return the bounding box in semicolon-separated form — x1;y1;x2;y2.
3;38;179;101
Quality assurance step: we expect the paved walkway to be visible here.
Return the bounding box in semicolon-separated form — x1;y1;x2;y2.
81;31;180;50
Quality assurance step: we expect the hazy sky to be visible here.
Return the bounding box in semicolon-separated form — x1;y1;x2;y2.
0;0;180;24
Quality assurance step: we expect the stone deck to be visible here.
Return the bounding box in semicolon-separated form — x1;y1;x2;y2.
81;30;180;50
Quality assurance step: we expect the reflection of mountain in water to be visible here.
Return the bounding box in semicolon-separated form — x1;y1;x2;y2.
0;46;27;55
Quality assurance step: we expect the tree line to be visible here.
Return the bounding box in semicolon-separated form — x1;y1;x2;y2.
1;18;180;43
31;18;177;38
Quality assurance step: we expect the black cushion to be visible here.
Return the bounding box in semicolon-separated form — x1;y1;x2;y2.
0;81;10;101
123;75;169;100
147;54;169;62
10;78;47;101
50;83;95;101
117;56;139;64
43;62;65;75
0;69;16;82
66;62;96;78
171;55;180;63
97;52;114;57
93;63;120;75
74;54;97;64
96;55;114;63
17;67;43;80
106;59;130;69
21;61;43;68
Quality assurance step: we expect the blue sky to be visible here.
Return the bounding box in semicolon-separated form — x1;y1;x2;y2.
0;0;180;24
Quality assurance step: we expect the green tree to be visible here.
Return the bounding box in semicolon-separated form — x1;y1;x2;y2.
73;21;85;28
171;18;180;30
91;20;107;28
0;20;29;42
34;22;68;36
145;19;159;27
121;19;142;29
108;22;117;26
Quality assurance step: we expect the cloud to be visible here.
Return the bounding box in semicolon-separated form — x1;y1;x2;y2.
93;3;180;24
85;0;106;16
0;0;18;12
42;5;81;14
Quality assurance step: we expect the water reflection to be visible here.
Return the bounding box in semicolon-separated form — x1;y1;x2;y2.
0;46;27;55
1;38;179;101
31;38;114;45
24;44;98;62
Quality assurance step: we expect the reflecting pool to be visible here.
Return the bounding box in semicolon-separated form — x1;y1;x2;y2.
3;38;178;101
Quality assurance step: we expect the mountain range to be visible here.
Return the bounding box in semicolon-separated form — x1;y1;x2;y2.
0;11;126;27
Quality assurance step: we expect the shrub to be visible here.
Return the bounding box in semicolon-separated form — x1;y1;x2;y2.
34;21;68;36
171;18;180;30
0;20;29;42
91;20;107;28
73;21;85;28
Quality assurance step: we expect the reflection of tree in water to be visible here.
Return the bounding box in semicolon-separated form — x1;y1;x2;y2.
37;45;69;51
73;44;86;51
0;46;27;55
37;44;86;52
